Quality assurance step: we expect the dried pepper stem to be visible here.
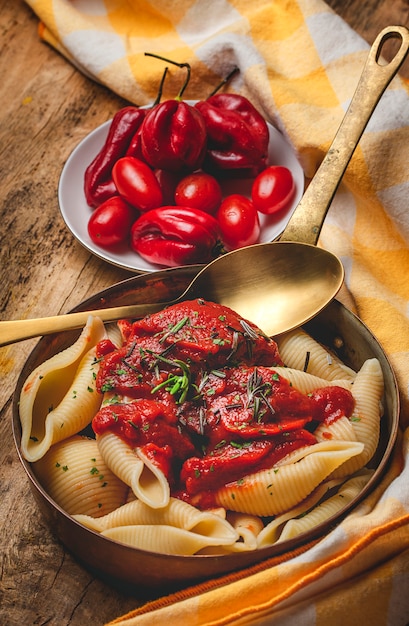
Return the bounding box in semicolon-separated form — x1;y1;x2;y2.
207;66;240;97
145;52;191;99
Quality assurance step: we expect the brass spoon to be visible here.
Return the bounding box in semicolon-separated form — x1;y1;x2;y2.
1;25;408;348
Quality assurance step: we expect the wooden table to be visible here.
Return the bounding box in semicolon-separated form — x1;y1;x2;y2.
1;1;408;624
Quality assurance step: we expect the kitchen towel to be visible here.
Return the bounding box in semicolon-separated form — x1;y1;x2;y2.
23;0;409;624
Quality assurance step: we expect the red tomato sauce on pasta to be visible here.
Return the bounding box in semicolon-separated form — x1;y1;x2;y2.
92;299;354;508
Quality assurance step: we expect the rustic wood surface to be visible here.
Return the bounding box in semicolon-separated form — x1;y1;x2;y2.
1;1;408;625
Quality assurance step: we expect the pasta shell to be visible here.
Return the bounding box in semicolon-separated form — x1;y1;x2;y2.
102;524;236;555
105;322;123;348
277;329;356;381
330;358;384;478
257;478;344;547
314;415;358;443
258;470;373;547
224;512;264;551
20;316;106;462
33;435;129;517
134;446;171;509
213;440;364;516
73;497;238;545
270;367;353;394
96;432;170;509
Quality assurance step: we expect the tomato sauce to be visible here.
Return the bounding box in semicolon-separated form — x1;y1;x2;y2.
92;299;355;509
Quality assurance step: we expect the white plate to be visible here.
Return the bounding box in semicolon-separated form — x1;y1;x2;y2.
58;109;305;273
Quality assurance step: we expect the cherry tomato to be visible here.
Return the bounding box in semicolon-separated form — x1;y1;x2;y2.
112;156;163;212
217;194;260;251
251;165;295;215
88;197;138;248
175;172;223;215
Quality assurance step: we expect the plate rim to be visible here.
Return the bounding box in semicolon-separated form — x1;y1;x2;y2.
58;108;305;273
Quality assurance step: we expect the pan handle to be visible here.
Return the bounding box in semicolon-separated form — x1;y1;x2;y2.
280;25;409;246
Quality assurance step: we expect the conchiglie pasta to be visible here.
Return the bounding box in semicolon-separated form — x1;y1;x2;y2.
18;306;386;559
257;470;373;547
20;316;106;462
270;367;353;394
212;440;364;516
105;322;123;348
224;512;264;551
33;435;129;517
277;328;356;381
330;358;384;478
314;415;358;443
277;470;373;541
73;497;238;545
102;524;237;555
256;478;344;547
96;431;170;508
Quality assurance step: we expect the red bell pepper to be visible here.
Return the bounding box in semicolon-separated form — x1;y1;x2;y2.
130;206;222;267
140;100;207;172
84;106;147;208
195;94;269;173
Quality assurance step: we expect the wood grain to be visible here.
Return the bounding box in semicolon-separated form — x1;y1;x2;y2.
0;3;139;624
326;0;409;76
0;1;407;624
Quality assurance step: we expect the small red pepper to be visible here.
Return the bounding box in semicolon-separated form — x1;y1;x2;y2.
140;100;207;172
84;106;147;208
130;206;222;267
195;94;269;173
139;53;208;173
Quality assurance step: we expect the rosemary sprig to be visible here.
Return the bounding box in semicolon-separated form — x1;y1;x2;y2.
303;351;311;372
246;368;275;421
198;368;226;391
148;350;199;404
240;320;259;341
159;316;190;343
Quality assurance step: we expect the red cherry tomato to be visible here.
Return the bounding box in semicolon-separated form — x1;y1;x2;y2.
112;156;163;212
251;165;295;215
88;197;138;248
175;172;223;215
217;194;260;251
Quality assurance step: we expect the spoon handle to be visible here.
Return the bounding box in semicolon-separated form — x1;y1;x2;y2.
281;25;409;245
0;302;167;348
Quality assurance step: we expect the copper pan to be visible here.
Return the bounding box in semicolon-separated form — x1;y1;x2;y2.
12;266;399;594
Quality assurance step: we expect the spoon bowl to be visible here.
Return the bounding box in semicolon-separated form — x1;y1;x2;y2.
185;241;344;335
1;25;408;347
0;241;343;345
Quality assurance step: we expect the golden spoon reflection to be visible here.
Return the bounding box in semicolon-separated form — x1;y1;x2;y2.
0;241;344;346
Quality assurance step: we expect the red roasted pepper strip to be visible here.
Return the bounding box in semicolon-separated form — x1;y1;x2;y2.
182;430;316;497
195;94;269;173
84;106;147;208
130;206;222;267
140;100;207;172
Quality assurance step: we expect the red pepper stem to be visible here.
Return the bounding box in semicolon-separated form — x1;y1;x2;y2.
207;66;240;98
153;66;169;106
144;52;191;100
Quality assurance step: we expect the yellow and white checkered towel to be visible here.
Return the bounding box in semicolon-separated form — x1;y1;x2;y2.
24;0;409;624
